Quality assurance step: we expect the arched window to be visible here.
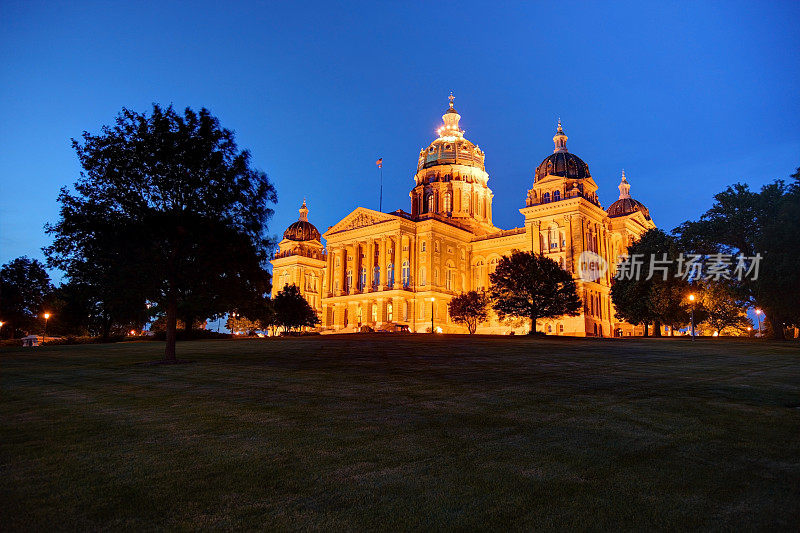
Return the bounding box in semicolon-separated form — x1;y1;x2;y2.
373;266;380;290
346;269;352;292
387;302;393;322
553;190;561;201
543;192;550;203
433;268;439;285
444;192;452;212
402;260;410;287
427;193;435;213
419;266;427;286
387;263;395;287
371;303;377;322
473;260;485;290
359;267;367;291
403;301;409;321
446;266;453;290
357;305;363;326
550;225;559;249
489;257;499;274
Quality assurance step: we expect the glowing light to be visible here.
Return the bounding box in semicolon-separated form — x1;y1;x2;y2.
755;308;762;315
130;329;136;336
43;313;51;320
0;321;4;328
688;294;695;302
435;326;443;334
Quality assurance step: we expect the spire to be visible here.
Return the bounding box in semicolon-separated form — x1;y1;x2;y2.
439;92;463;137
553;118;568;153
618;170;631;199
299;198;309;221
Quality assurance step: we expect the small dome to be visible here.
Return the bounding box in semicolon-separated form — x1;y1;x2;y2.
283;199;321;241
535;152;591;181
283;220;320;241
607;197;651;220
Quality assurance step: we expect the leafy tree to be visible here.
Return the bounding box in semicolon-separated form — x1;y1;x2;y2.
611;229;691;337
226;314;260;335
448;291;489;334
45;104;276;360
698;281;752;335
489;251;581;335
273;284;319;332
674;169;800;339
0;257;52;338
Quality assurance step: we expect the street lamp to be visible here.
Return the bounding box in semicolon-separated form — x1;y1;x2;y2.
42;312;51;343
755;308;762;338
429;297;435;334
688;294;695;341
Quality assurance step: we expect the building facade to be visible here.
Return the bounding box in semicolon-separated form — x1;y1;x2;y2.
272;96;655;336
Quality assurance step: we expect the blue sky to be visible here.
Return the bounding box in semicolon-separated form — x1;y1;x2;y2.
1;1;799;277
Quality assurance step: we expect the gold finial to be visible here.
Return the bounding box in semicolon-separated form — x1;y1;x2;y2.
621;169;627;181
557;117;563;134
448;92;455;109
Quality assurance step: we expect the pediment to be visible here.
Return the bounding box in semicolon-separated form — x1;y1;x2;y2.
323;207;398;236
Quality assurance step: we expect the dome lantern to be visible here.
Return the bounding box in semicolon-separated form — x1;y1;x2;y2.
618;170;631;199
438;92;463;138
299;198;309;221
553;118;568;153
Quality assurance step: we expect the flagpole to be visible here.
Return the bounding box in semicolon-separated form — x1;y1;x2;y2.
379;164;383;212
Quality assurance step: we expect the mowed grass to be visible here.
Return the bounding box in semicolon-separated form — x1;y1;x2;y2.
1;335;798;531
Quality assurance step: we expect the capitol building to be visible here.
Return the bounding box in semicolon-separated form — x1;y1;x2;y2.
271;96;655;336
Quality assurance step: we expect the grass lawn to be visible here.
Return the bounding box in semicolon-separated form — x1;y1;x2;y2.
1;335;798;530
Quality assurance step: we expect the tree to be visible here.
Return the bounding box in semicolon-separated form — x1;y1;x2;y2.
45;105;276;360
699;281;752;336
674;168;800;339
226;314;259;335
273;284;319;332
610;229;691;337
0;257;52;338
489;251;581;335
448;291;489;334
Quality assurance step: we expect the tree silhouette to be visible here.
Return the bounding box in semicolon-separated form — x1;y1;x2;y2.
448;291;489;334
489;251;581;335
46;105;276;360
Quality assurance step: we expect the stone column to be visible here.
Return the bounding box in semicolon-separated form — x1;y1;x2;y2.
346;245;355;295
366;240;375;292
394;234;403;289
379;237;387;290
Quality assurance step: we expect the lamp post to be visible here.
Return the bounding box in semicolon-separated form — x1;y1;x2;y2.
42;313;50;344
429;297;435;334
0;321;4;338
755;308;762;338
688;294;695;341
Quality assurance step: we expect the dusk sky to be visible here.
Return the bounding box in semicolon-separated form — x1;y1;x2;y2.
2;1;798;275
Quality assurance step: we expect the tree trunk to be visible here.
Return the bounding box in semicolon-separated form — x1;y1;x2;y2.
529;315;537;335
654;320;662;337
643;322;650;337
164;294;178;362
101;316;112;343
183;314;194;337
